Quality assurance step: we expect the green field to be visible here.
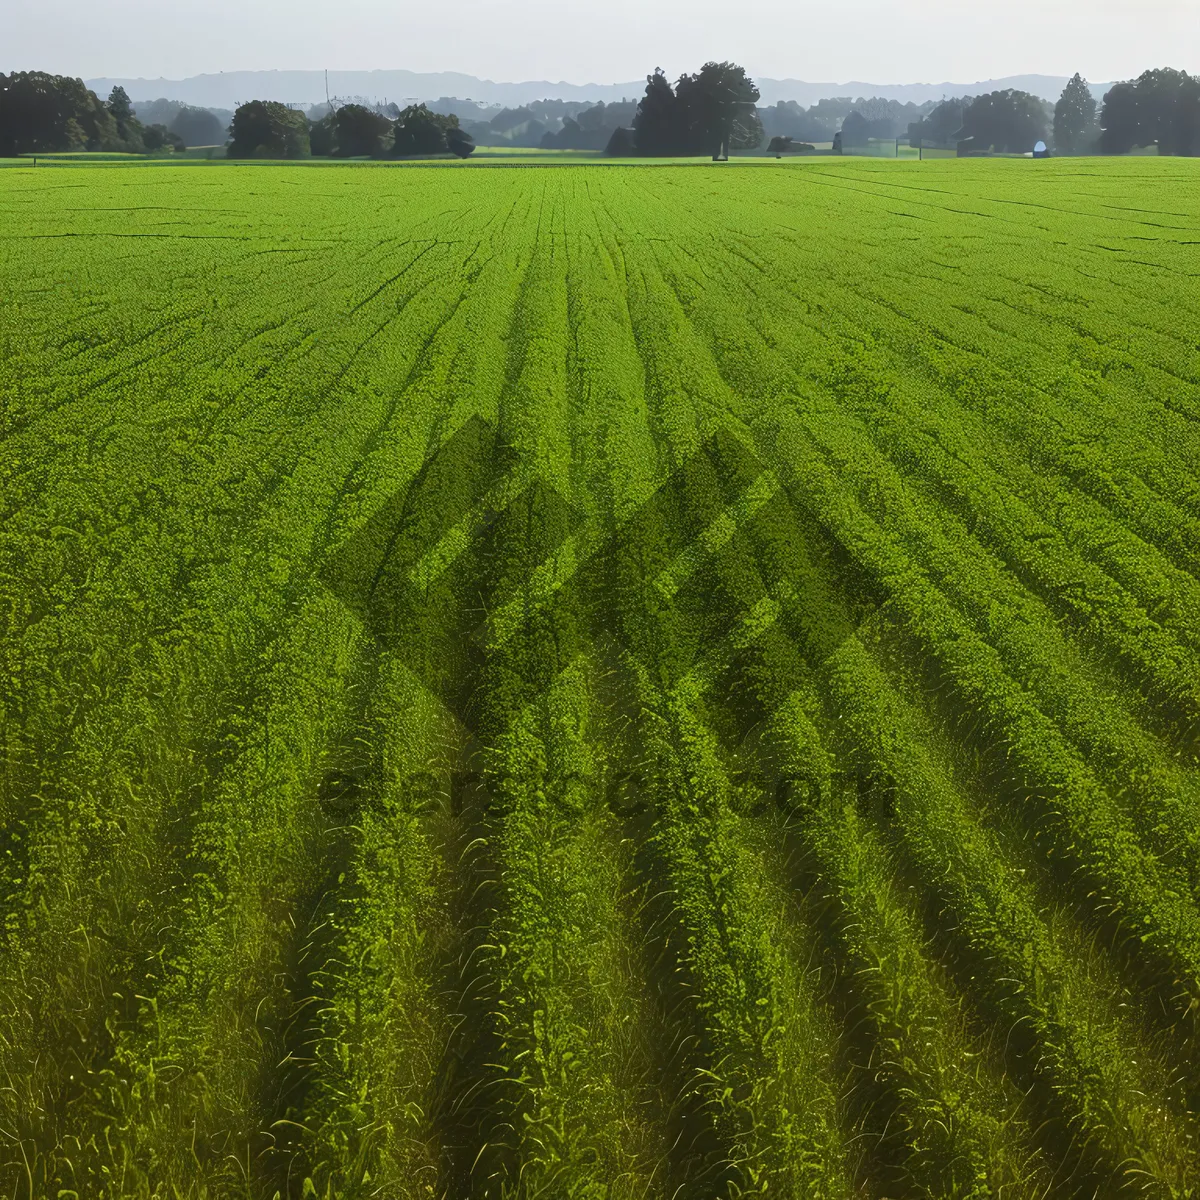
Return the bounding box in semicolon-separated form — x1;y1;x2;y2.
2;158;1199;1198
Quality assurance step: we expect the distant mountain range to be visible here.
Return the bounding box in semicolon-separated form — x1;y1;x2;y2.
85;69;1114;111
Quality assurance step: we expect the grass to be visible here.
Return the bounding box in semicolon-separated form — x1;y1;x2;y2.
1;156;1198;1198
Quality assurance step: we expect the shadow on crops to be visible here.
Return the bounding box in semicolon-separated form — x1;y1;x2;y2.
315;420;895;1192
321;414;584;739
245;660;380;1197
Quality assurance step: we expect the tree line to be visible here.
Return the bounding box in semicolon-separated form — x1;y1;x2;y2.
763;96;935;146
1097;68;1200;155
286;101;475;158
616;62;1199;157
0;74;191;156
3;65;1198;159
901;70;1199;156
0;74;477;159
912;73;1199;156
142;97;476;159
908;89;1050;155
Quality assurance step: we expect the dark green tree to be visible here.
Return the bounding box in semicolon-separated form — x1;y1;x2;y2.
391;104;454;156
107;85;133;127
1054;73;1098;153
1178;74;1200;156
676;61;761;155
1135;67;1186;150
0;71;122;154
1138;67;1199;154
1100;68;1199;155
106;85;145;150
960;89;1049;153
632;68;683;155
334;103;392;156
633;62;761;155
227;100;310;158
1099;81;1139;153
446;124;475;157
309;111;337;156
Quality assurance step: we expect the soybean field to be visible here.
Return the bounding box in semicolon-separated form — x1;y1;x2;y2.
2;158;1200;1198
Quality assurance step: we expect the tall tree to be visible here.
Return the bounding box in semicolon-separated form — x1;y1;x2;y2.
633;62;761;156
632;68;683;156
1054;73;1097;154
105;84;147;150
227;101;310;158
107;85;133;127
676;61;761;156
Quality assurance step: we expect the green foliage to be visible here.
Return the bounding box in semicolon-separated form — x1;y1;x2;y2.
1101;67;1200;155
332;102;393;157
106;84;133;126
227;98;310;158
309;110;337;157
1054;72;1098;153
390;103;458;156
0;70;127;154
632;67;680;155
446;123;475;158
960;88;1051;153
633;61;762;155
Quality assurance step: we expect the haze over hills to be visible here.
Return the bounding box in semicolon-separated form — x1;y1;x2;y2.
756;74;1111;106
84;68;1112;111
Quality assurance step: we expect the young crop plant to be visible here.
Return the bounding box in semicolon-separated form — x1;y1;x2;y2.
2;156;1199;1197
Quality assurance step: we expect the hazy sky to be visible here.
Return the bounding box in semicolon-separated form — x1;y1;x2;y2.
6;0;1198;84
